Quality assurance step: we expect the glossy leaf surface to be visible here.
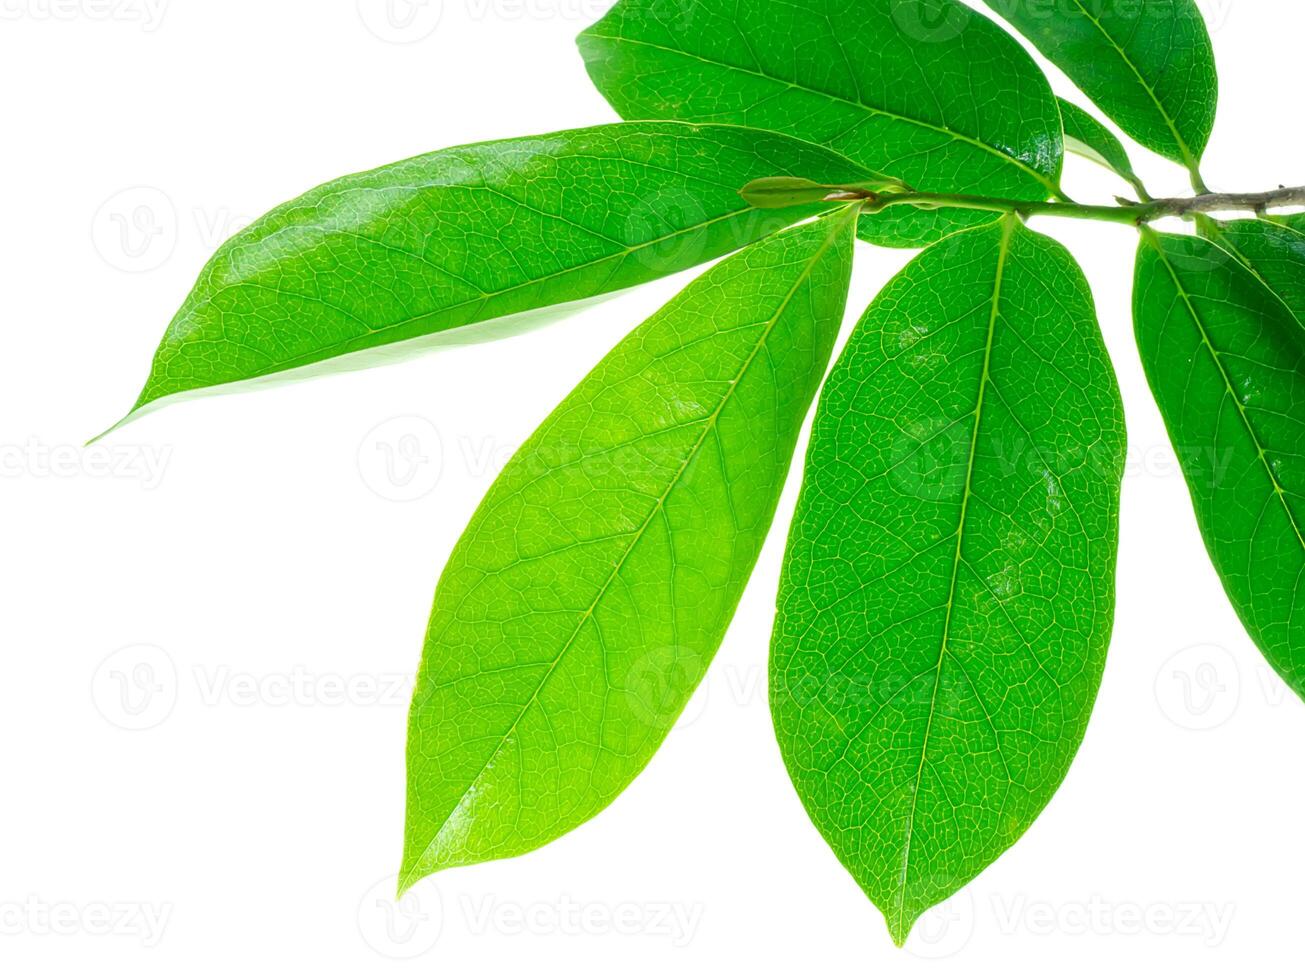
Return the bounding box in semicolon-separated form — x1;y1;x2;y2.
121;122;871;422
1202;215;1305;329
1134;231;1305;699
579;0;1063;247
402;208;859;891
985;0;1217;171
772;217;1126;945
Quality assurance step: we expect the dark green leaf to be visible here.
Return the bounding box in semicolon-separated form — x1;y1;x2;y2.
772;216;1126;945
985;0;1217;174
578;0;1064;247
114;122;871;428
1058;98;1146;198
1200;214;1305;330
1134;230;1305;699
402;208;859;892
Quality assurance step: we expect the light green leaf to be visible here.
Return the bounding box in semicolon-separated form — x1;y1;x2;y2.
771;216;1126;946
1200;214;1305;330
401;208;859;892
1058;98;1146;198
739;174;910;210
984;0;1217;175
113;122;871;429
578;0;1063;248
1134;230;1305;699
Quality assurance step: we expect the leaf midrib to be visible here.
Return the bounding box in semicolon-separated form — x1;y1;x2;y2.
894;216;1015;938
583;32;1061;197
403;209;854;887
1147;234;1305;557
145;207;757;406
1065;0;1202;169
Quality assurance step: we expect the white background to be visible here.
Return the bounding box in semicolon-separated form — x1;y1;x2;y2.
1;0;1300;975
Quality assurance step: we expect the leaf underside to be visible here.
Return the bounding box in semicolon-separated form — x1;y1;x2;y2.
401;208;859;892
1058;97;1142;193
579;0;1063;247
123;122;871;422
1134;231;1305;699
771;217;1126;945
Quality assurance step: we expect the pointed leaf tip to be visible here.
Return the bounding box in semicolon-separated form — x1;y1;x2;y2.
888;917;912;949
772;220;1124;947
116;123;873;424
402;212;858;881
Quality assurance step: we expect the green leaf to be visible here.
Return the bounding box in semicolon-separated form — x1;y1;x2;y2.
578;0;1064;248
113;122;872;429
1200;214;1305;330
984;0;1217;175
1058;98;1146;198
401;207;859;892
771;216;1125;946
1134;230;1305;699
739;175;910;210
